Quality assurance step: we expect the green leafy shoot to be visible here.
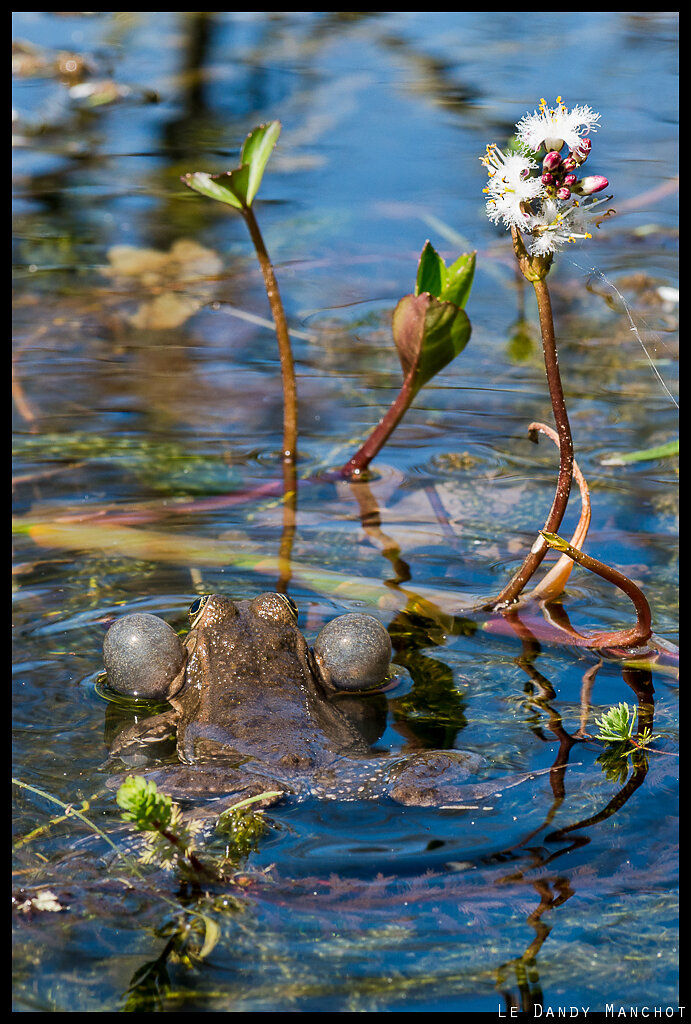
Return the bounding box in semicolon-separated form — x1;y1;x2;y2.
415;240;475;308
593;702;657;752
182;120;298;465
116;776;206;876
117;775;174;830
340;242;475;477
397;243;475;397
183;121;281;211
116;776;282;879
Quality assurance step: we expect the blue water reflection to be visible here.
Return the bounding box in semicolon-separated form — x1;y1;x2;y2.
12;11;677;1013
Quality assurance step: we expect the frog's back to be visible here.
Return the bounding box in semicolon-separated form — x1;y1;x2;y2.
174;604;352;769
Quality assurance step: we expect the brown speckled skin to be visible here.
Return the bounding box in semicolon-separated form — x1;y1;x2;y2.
109;593;550;809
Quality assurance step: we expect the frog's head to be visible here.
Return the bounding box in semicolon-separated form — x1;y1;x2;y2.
103;595;393;700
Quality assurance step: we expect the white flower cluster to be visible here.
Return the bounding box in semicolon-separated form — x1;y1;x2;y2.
481;98;609;256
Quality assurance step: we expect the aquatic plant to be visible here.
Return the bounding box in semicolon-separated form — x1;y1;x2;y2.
479;100;653;621
593;701;656;750
116;775;209;878
183;122;299;588
116;775;280;880
182;122;297;466
175;109;656;646
340;241;475;478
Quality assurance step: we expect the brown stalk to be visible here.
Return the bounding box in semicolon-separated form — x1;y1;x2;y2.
241;206;298;589
490;228;574;608
523;421;590;603
242;206;298;466
539;532;652;649
340;374;416;479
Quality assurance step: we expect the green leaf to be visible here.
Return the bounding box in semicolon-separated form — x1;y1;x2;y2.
414;242;475;310
414;298;471;390
440;251;475;308
392;292;471;396
415;241;445;299
601;438;679;466
240;120;281;206
594;702;635;743
183;170;246;211
182;121;280;210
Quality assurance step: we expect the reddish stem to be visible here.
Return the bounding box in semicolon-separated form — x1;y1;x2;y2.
490;242;574;607
242;207;298;464
339;373;416;479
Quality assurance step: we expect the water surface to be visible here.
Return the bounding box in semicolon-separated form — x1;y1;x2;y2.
13;11;678;1013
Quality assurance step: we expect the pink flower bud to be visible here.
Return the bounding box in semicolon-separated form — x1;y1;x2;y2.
562;157;577;172
541;172;554;186
543;150;562;172
572;138;592;163
563;174;578;186
579;175;608;195
556;187;571;201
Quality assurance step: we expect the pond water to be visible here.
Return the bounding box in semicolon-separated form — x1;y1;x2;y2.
12;12;678;1013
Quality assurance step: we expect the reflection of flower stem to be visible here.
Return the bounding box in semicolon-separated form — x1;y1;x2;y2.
277;459;297;593
242;207;298;465
540;531;652;648
492;232;574;607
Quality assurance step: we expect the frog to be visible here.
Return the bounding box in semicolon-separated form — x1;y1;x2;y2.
103;592;552;810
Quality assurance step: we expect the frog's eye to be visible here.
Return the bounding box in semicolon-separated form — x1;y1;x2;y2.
251;592;299;624
189;595;211;627
280;594;299;622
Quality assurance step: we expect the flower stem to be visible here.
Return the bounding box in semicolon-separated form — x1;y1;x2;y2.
491;232;574;607
241;206;298;464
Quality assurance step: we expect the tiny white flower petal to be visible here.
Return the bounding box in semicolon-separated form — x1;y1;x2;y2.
516;99;601;152
481;144;545;230
525;195;606;255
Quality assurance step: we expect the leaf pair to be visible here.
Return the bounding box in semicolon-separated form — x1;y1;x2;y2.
415;241;474;308
393;242;475;398
183;120;281;211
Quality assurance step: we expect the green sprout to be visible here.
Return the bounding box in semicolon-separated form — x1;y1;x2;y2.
414;240;475;307
116;776;207;877
183;120;281;212
116;776;282;880
339;240;475;478
183;122;298;467
593;702;657;752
